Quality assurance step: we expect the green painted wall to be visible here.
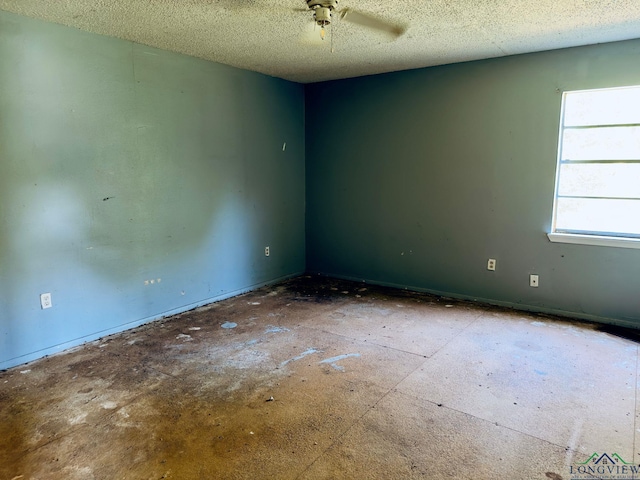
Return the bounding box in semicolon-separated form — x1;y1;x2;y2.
0;11;305;368
306;40;640;326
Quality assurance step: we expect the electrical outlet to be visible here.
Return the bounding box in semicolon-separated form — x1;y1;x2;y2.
40;293;52;309
265;246;270;257
530;274;539;287
487;259;496;271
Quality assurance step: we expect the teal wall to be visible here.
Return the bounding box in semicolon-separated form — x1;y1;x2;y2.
306;40;640;327
0;11;305;368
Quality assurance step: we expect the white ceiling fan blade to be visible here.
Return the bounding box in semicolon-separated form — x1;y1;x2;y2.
340;9;406;38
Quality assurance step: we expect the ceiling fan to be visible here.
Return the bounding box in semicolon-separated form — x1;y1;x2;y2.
304;0;406;42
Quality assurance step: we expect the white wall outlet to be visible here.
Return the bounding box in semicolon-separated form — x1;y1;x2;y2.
530;274;539;287
265;246;270;257
487;259;496;271
40;293;52;309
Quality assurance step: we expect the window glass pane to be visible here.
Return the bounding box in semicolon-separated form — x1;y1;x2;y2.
564;87;640;126
558;163;640;199
561;126;640;161
555;198;640;236
553;86;640;240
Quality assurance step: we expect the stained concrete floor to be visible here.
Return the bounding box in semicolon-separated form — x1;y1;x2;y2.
1;275;639;480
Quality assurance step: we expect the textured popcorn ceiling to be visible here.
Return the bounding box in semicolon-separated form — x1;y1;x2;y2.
2;0;640;83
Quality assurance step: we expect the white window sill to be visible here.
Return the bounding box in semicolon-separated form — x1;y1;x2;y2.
547;232;640;249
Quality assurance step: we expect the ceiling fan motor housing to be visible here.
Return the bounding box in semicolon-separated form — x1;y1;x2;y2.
307;0;338;26
314;7;332;25
306;0;338;9
308;0;338;24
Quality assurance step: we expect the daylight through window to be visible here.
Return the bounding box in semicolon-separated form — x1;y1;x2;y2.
550;85;640;248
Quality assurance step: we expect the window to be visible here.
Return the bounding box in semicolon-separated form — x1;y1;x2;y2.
548;85;640;249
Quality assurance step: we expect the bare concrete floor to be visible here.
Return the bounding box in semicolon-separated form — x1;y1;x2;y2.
1;276;639;480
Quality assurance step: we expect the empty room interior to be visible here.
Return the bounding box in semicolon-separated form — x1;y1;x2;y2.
2;1;640;479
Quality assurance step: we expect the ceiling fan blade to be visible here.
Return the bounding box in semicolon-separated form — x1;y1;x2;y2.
339;9;406;37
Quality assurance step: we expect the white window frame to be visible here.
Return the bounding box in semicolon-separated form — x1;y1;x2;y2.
548;85;640;250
